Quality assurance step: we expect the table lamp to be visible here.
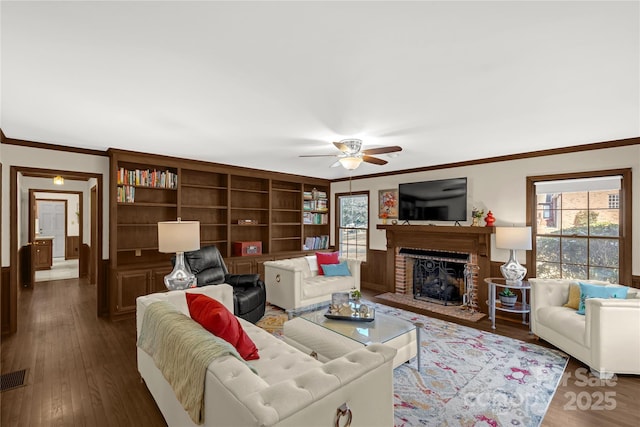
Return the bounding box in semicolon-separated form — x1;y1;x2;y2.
158;218;200;290
496;226;532;284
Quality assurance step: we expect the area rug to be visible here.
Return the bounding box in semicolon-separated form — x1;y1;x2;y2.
256;301;568;427
375;292;487;322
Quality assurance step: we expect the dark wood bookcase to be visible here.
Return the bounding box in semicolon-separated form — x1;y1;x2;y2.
108;149;330;317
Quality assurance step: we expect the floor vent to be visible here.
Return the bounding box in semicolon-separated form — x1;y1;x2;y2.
1;369;27;392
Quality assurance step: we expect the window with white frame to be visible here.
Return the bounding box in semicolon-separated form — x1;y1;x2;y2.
336;192;368;261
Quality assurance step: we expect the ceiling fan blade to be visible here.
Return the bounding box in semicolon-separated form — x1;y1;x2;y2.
333;141;349;152
330;160;342;168
362;155;388;165
299;154;339;158
361;146;403;155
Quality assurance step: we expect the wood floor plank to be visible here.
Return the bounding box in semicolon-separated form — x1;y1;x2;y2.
1;279;638;426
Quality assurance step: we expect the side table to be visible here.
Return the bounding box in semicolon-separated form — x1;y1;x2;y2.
484;277;531;333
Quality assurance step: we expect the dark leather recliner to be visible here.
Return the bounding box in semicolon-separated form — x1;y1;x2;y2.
177;245;266;324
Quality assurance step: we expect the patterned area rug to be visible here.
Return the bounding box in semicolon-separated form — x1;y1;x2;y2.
376;292;486;322
257;301;568;427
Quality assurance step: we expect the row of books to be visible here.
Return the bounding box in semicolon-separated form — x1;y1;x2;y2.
117;185;136;203
303;190;327;200
303;212;328;225
304;235;329;250
303;199;328;212
117;167;178;189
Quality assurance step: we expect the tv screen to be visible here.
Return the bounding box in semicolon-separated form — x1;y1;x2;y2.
398;178;467;222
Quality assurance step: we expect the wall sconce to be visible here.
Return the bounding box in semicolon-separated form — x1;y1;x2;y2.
53;176;64;185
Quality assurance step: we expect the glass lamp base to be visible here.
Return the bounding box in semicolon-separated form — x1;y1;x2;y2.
164;252;196;290
500;249;527;284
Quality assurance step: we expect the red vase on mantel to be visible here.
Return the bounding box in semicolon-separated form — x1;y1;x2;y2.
484;211;495;227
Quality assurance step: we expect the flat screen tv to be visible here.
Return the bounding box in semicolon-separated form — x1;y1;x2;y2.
398;177;467;222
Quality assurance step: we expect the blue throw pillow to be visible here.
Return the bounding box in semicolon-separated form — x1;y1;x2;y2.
321;261;351;277
577;282;629;315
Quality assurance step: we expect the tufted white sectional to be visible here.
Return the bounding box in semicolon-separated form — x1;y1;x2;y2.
136;284;397;427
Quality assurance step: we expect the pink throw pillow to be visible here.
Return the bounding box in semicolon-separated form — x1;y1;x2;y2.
186;293;259;360
316;251;340;275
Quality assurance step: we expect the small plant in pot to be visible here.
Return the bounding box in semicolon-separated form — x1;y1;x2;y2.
499;288;517;307
351;289;362;303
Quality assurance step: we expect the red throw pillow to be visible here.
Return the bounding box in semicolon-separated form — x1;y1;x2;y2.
316;251;340;275
185;293;259;360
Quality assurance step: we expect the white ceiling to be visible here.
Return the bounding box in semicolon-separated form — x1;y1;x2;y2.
2;1;638;180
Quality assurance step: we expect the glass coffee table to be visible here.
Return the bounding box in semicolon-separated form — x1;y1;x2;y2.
283;307;422;369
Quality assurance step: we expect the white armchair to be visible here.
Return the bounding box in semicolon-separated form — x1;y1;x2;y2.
530;278;640;378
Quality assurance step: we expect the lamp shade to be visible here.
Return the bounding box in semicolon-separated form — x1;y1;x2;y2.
158;220;200;253
339;156;363;170
496;226;532;250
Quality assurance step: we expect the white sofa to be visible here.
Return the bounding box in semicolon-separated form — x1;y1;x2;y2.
136;284;396;427
530;278;640;378
264;255;361;312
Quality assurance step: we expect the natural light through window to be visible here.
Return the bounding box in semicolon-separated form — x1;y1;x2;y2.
534;176;622;283
337;193;368;261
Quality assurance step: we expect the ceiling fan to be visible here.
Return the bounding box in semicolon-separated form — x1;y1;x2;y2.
299;139;403;170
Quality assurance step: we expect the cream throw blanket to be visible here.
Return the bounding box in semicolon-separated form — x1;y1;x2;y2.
138;301;255;424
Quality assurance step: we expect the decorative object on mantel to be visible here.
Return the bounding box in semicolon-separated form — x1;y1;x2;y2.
484;211;495;226
496;226;532;284
471;207;484;226
379;189;398;219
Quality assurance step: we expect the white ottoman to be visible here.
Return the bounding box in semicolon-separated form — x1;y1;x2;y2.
283;310;419;369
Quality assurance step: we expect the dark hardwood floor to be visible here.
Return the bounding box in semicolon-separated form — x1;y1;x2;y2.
1;280;638;426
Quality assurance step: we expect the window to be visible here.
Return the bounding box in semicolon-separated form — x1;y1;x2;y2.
527;170;631;285
336;192;368;261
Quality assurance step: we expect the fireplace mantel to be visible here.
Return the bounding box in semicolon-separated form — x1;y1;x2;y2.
377;225;495;312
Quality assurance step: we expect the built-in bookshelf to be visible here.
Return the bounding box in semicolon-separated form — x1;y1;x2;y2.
108;149;330;317
302;184;330;249
271;180;303;253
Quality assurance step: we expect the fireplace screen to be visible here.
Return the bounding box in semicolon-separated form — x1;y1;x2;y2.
413;258;465;306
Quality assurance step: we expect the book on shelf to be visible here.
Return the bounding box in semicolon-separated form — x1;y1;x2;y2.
303;212;328;225
117;167;178;189
117;185;136;203
303;235;329;250
303;190;327;201
303;199;328;212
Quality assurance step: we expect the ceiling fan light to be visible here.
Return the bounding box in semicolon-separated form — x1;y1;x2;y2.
339;156;363;170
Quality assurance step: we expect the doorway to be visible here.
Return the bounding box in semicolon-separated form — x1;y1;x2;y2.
6;166;104;335
32;196;81;282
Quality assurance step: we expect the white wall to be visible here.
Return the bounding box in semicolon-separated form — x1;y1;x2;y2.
330;144;640;276
0;143;110;266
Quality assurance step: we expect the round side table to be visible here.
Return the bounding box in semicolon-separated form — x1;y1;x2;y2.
484;277;531;332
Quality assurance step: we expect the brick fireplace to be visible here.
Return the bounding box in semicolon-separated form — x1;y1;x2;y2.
396;248;478;307
378;225;494;313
